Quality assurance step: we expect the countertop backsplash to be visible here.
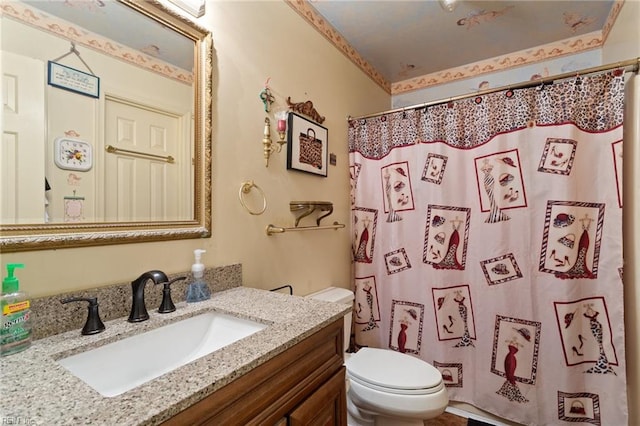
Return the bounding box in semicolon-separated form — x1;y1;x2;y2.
31;264;242;340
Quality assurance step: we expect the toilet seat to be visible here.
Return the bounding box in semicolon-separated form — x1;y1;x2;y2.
345;348;444;395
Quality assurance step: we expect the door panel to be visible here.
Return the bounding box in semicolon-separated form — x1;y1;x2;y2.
1;52;45;223
104;98;182;221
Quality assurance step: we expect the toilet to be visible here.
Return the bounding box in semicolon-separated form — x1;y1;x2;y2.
307;287;448;426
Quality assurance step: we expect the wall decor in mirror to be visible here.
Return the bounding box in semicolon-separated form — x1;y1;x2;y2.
0;0;212;252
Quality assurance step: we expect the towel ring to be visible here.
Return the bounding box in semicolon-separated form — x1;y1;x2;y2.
239;181;267;215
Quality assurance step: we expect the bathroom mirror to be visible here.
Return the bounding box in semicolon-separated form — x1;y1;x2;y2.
0;0;212;252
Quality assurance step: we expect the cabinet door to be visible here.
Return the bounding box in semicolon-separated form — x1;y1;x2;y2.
289;367;346;426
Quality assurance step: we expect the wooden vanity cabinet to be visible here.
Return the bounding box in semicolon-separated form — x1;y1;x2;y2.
162;318;347;425
288;367;346;425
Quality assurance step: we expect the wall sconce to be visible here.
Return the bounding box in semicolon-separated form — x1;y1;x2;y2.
275;109;289;149
263;110;289;167
263;118;275;167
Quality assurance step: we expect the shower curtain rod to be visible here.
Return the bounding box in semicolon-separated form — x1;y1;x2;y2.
349;57;640;121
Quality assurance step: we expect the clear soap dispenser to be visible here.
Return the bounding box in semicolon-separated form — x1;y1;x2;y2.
185;249;211;303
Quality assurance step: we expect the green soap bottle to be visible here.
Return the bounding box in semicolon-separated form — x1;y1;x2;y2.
1;263;32;357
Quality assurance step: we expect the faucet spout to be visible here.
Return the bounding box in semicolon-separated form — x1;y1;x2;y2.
128;270;169;323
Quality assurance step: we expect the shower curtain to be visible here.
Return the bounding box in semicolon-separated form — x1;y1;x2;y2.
348;72;628;426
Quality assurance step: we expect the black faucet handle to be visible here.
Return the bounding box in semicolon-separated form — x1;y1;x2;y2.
157;276;187;314
60;297;106;336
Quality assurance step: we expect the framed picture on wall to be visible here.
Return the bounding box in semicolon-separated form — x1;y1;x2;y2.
48;61;100;98
286;112;328;177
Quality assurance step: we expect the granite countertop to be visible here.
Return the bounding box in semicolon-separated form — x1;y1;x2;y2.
0;287;350;425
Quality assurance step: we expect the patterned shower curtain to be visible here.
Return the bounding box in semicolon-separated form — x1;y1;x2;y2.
348;72;628;426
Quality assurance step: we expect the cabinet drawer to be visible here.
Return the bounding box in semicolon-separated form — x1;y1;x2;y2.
289;367;346;426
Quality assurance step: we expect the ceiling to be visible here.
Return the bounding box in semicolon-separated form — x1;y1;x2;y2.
295;0;619;94
11;0;620;94
17;0;194;71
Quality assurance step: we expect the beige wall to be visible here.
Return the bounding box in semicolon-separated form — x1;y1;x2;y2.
603;2;640;425
622;74;640;426
1;1;389;298
603;0;640;63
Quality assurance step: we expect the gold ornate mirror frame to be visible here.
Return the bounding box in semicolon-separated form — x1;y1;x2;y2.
0;0;212;252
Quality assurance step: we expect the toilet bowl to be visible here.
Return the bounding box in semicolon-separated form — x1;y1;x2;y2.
307;287;448;426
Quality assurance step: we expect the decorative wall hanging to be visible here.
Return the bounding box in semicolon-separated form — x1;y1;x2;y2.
286;112;328;177
286;97;325;124
54;137;93;171
64;191;84;222
259;86;274;112
47;42;99;98
48;61;99;98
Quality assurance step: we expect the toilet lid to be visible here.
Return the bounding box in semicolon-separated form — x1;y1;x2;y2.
346;347;443;393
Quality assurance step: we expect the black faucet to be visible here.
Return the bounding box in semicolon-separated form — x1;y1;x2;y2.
158;276;187;314
60;297;106;335
128;270;169;323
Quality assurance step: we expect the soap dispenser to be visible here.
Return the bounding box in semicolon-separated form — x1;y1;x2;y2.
1;263;32;357
185;249;211;303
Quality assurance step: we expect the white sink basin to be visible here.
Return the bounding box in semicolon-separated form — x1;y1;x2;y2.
57;311;267;397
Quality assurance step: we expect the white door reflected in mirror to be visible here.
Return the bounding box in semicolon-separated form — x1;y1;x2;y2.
1;51;46;224
104;97;191;222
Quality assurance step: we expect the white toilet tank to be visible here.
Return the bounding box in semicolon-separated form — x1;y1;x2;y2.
306;287;354;352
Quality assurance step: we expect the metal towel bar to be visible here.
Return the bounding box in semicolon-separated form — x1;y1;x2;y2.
106;145;175;163
266;221;345;236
